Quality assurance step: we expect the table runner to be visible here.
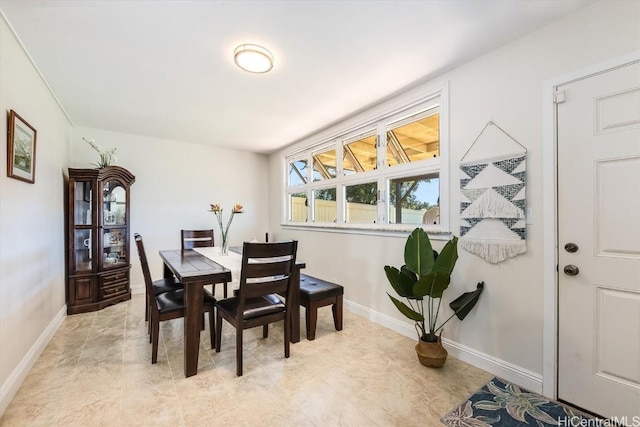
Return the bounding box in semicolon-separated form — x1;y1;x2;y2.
194;247;242;290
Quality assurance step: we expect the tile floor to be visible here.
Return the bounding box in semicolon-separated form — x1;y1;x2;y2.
1;294;492;426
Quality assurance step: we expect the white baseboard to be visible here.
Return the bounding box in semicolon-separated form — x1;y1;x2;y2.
0;305;66;416
345;299;543;394
130;283;144;295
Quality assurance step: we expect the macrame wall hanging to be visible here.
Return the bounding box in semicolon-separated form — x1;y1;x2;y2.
459;121;527;264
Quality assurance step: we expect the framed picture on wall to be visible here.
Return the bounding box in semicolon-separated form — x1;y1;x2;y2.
7;110;37;184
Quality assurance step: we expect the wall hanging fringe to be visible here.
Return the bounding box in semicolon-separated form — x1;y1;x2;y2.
459;121;527;264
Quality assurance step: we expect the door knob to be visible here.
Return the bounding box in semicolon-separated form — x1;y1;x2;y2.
564;243;579;253
563;265;579;276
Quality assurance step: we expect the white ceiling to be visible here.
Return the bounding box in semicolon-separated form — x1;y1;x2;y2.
0;0;593;154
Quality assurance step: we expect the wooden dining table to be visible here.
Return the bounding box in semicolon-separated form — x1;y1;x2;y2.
159;247;305;378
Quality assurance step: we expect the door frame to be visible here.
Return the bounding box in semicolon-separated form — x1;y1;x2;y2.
541;50;640;399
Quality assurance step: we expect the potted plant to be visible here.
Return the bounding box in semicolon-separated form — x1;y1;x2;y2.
385;227;484;367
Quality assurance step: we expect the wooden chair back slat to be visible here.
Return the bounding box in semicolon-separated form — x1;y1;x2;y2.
243;261;293;279
181;229;214;250
242;241;296;258
242;277;291;299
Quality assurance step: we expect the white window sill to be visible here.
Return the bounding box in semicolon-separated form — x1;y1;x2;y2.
281;223;453;241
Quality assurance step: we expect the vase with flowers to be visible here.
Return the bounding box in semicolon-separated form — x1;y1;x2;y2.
209;203;243;254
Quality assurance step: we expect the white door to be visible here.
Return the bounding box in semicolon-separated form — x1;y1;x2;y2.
557;61;640;422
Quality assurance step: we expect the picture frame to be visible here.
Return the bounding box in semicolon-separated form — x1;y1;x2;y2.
7;110;37;184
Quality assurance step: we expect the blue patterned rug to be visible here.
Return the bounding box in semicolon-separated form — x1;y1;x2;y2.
442;377;598;426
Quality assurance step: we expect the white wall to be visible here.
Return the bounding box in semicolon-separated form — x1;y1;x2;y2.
268;0;640;391
70;127;270;289
0;15;269;413
0;15;73;412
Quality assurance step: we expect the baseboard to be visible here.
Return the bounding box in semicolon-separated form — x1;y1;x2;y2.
441;337;543;394
344;299;544;394
130;283;144;295
0;305;66;416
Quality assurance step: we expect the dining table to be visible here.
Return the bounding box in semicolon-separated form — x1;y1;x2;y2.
159;246;305;378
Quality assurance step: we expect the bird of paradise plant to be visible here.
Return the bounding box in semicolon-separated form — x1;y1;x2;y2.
209;203;243;254
385;227;484;343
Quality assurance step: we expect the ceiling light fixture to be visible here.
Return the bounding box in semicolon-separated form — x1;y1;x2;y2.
233;44;274;74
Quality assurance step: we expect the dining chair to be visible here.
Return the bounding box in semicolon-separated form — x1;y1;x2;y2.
135;233;216;363
135;235;183;322
181;229;229;298
181;229;214;250
215;240;298;376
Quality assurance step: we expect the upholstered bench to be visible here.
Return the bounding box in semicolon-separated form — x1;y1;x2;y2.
299;274;343;340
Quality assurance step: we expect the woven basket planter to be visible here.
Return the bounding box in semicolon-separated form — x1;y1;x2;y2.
415;337;448;368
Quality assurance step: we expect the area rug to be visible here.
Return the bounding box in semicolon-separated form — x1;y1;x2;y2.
441;377;597;426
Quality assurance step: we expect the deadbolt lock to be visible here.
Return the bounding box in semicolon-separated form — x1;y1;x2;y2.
564;243;579;253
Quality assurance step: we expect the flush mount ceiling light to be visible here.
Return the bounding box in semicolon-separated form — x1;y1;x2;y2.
233;44;274;74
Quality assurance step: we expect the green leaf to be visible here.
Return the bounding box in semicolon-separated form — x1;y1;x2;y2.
432;236;458;276
404;228;434;277
429;272;451;298
413;271;450;298
449;281;485;320
388;294;424;321
384;266;414;297
400;265;417;283
413;274;432;298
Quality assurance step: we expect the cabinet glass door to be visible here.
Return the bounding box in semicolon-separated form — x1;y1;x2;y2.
102;181;126;226
74;229;92;271
101;180;127;268
73;181;92;225
103;228;127;268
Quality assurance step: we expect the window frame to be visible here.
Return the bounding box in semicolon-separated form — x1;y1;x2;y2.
282;83;449;235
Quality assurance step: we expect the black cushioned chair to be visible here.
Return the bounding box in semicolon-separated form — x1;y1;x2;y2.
215;240;298;376
135;233;216;363
135;235;183;322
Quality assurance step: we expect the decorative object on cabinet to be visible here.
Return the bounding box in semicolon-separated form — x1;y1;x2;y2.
7;110;37;184
384;227;484;367
83;137;117;168
459;121;527;264
66;166;135;314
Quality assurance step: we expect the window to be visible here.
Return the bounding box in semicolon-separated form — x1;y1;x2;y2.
289;192;307;222
345;181;377;223
288;159;307;186
313;147;337;181
283;86;448;232
387;113;439;166
343;132;377;175
388;174;439;225
313;187;337;222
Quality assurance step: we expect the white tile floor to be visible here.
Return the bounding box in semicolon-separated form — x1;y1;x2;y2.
0;294;492;426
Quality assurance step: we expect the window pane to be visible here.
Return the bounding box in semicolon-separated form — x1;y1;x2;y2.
313;148;337;181
312;188;336;222
343;134;376;175
345;182;378;223
389;175;439;225
386;113;439;167
290;192;307;222
288;160;307;186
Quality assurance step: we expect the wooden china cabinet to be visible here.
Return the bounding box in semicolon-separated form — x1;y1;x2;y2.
66;166;135;314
